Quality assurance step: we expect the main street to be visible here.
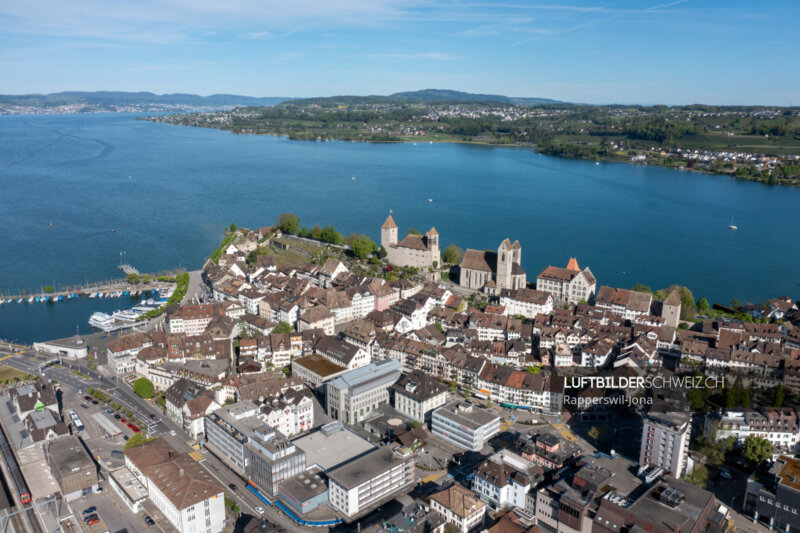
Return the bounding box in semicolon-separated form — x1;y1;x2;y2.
0;345;321;532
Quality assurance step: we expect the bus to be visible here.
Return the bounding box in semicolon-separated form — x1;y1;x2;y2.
69;410;85;433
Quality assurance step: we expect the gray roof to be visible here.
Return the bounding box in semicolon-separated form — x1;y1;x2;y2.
327;446;411;490
433;401;499;430
292;425;375;471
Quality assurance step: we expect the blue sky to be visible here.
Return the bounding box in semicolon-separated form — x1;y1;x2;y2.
1;0;798;104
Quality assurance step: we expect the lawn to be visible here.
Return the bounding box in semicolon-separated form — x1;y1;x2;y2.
0;366;34;383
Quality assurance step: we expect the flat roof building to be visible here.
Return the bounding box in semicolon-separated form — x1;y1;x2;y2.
326;359;402;425
327;446;416;520
292;421;375;472
432;401;500;452
46;436;98;501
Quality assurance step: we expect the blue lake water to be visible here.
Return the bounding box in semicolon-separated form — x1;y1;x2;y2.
2;112;799;342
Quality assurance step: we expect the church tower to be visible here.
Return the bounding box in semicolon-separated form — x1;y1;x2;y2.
381;214;398;249
661;289;682;329
426;228;439;262
496;238;513;289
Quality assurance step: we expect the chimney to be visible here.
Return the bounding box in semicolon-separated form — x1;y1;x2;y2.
179;468;184;477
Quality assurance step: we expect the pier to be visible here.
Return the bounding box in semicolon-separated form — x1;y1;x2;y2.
118;264;139;276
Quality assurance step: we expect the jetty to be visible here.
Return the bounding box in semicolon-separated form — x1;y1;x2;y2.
118;264;139;275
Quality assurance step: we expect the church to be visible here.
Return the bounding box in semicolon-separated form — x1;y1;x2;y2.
458;239;526;292
380;215;440;269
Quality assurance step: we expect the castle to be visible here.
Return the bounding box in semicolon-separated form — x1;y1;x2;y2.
459;239;527;292
380;215;440;269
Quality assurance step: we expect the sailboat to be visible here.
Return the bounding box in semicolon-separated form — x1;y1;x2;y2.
728;216;738;231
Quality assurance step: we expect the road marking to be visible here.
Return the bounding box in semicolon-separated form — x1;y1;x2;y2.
189;451;203;462
0;355;11;361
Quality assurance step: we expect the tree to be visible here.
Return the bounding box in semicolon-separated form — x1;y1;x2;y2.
486;398;492;409
378;246;387;259
127;273;140;284
351;234;378;260
123;432;154;450
741;387;751;408
697;297;710;313
273;321;292;334
450;382;457;392
411;421;421;428
320;225;344;244
229;222;237;233
743;435;773;464
526;366;541;374
276;213;300;234
141;274;150;284
133;378;155;399
631;283;653;294
443;244;463;264
588;426;600;442
43;285;54;293
406;228;422;236
684;464;708;489
774;385;786;408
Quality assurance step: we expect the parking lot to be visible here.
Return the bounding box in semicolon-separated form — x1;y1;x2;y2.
71;484;159;533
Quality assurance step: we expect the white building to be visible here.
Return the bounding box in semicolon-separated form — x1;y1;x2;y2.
124;439;225;533
391;370;448;422
536;258;597;305
432;401;500;452
639;411;691;478
326;359;402;425
706;407;800;452
327;447;415;518
429;483;486;533
498;288;554;319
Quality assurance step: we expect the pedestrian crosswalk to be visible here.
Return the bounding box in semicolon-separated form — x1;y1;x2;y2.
189;451;203;462
420;472;445;484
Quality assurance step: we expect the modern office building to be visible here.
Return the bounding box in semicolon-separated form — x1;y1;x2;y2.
204;402;305;496
327;446;415;519
432;401;500;451
326;359;402;425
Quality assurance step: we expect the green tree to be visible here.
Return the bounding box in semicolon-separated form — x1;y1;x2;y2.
486;398;492;409
406;228;422;236
123;433;154;450
273;321;292;334
450;382;457;393
320;225;344;244
742;387;751;408
743;435;773;464
378;246;387;259
141;274;150;284
133;378;155;399
724;385;737;408
443;244;463;264
588;426;600;442
525;366;541;374
351;234;378;259
684;464;708;489
43;285;54;293
774;385;786;408
631;283;653;294
697;297;710;313
411;421;421;428
276;213;300;234
229;222;237;233
127;273;140;284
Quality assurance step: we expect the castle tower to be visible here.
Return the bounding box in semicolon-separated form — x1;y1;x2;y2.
566;257;580;271
511;240;522;265
426;228;439;260
381;214;398;249
661;289;682;329
496;238;513;289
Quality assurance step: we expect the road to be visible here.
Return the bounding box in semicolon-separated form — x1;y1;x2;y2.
182;270;209;305
0;346;320;532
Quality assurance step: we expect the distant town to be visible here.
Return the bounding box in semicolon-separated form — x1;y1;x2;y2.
2;212;800;533
148;92;800;186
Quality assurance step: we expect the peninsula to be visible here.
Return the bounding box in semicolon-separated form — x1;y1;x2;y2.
146;89;800;185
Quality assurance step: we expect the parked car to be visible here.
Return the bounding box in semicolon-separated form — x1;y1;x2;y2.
228;483;237;491
86;517;100;526
169;430;176;436
113;414;121;420
720;469;732;479
132;427;140;433
123;435;129;441
149;414;157;420
120;418;127;424
255;506;264;514
144;516;155;526
84;396;92;402
82;507;97;515
84;514;98;523
91;400;98;405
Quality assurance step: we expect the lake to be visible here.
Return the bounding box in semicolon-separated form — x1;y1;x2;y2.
2;112;799;342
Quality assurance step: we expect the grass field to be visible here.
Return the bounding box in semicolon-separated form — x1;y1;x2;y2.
0;366;34;383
